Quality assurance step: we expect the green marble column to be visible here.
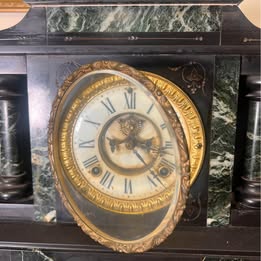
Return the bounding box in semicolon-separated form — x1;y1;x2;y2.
244;78;260;181
239;76;261;208
207;56;240;226
0;89;31;202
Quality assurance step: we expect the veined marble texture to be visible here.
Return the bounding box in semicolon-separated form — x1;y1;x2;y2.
31;143;56;222
244;100;261;180
207;56;240;227
27;56;56;222
47;6;221;33
0;249;54;261
0;100;22;176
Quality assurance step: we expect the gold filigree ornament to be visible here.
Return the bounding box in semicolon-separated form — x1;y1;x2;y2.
48;61;190;253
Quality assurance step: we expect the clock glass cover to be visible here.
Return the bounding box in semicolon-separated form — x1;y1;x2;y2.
49;61;190;253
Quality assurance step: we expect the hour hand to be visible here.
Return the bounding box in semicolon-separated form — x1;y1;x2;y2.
136;137;155;153
138;138;172;156
133;149;166;188
152;146;173;156
106;137;126;153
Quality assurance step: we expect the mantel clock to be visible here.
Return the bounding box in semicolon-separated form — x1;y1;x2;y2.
48;60;191;252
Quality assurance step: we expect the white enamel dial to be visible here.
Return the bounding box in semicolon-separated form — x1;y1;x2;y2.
72;83;179;201
51;61;190;252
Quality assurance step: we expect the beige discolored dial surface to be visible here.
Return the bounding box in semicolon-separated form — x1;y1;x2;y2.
68;82;179;210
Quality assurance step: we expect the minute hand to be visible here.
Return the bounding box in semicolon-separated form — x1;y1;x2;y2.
133;149;148;166
133;149;165;188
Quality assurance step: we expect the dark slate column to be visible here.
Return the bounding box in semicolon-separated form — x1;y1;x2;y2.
239;76;261;209
0;88;31;202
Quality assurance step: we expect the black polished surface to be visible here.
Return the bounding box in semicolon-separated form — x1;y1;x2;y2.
221;6;261;46
0;8;46;46
0;3;259;56
0;248;258;261
0;223;259;256
231;57;260;227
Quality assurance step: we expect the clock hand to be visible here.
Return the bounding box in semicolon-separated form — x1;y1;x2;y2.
136;138;172;157
150;146;174;156
133;149;166;188
149;169;166;188
106;137;127;153
133;149;147;166
137;138;154;153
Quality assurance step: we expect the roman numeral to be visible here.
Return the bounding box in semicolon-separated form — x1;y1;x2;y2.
147;175;158;187
147;103;154;114
124;178;133;194
101;98;116;114
164;141;173;149
160;123;166;130
161;158;176;171
84;119;101;128
100;171;114;189
147;170;165;188
124;90;136;109
83;156;98;168
79;140;95;148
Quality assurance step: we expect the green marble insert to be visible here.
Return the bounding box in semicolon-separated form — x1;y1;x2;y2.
207;56;240;227
47;6;221;33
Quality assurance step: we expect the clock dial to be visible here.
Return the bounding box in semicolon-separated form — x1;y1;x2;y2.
71;83;177;203
61;77;180;213
49;61;190;253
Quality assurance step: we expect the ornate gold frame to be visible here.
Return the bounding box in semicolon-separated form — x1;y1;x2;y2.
48;60;190;253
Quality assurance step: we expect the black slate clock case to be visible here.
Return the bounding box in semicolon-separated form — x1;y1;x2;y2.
42;54;214;226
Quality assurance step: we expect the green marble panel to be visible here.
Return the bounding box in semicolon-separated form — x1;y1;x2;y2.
47;6;221;33
207;56;240;227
